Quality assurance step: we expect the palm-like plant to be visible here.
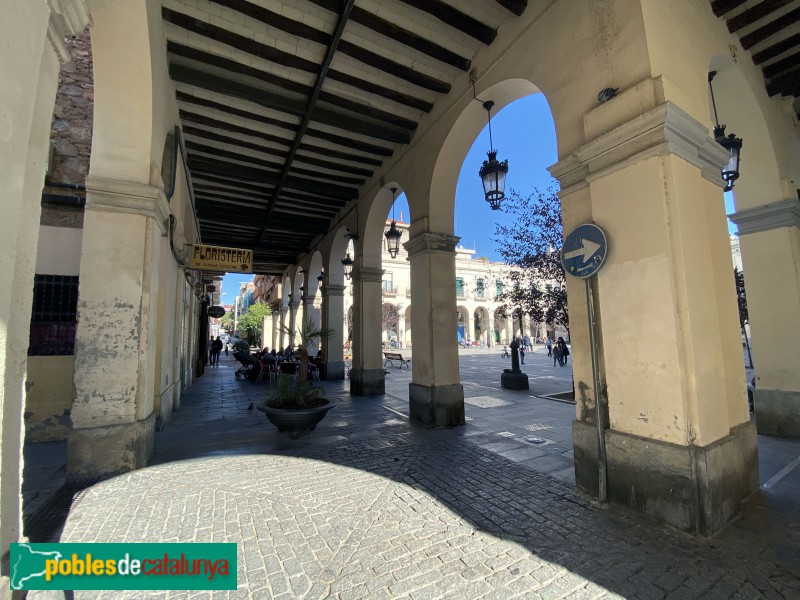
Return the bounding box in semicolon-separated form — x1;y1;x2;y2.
279;315;334;386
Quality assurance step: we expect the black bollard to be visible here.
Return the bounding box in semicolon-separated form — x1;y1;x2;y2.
501;338;529;390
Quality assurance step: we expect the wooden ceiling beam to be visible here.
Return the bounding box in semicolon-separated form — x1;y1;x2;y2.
397;0;496;44
726;0;794;33
307;0;471;71
763;51;800;78
766;67;800;96
711;0;747;17
184;125;373;178
178;94;393;156
188;156;358;199
740;7;800;50
171;64;412;144
495;0;527;16
203;0;450;94
169;42;431;120
753;33;800;64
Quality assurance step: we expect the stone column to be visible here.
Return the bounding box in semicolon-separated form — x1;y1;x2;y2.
322;283;346;380
729;201;800;439
261;312;274;351
68;178;168;478
550;98;757;535
350;265;385;396
405;232;464;427
0;0;89;569
277;304;288;349
287;300;299;348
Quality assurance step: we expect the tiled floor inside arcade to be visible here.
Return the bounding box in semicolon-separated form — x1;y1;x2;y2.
22;348;800;599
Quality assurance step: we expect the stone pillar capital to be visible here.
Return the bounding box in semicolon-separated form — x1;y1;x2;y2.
288;300;300;310
404;232;460;257
548;101;730;194
728;199;800;236
351;266;384;283
85;177;170;235
323;284;346;296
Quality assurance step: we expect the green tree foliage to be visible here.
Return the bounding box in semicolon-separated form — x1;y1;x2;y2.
238;302;271;346
734;267;748;327
219;311;233;332
493;187;569;334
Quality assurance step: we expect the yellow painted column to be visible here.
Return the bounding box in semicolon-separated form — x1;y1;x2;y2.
68;179;168;478
406;232;464;427
322;283;346;380
551;94;757;535
730;202;800;439
350;265;385;396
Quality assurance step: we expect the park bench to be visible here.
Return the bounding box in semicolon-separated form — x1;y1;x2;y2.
383;352;410;369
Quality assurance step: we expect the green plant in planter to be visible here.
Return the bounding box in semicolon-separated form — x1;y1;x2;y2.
263;315;334;410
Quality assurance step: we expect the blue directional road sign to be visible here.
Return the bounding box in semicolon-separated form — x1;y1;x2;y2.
561;224;608;279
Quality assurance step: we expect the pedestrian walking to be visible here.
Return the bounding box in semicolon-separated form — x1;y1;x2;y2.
210;336;223;366
546;337;553;357
520;343;525;364
557;337;569;367
552;344;561;367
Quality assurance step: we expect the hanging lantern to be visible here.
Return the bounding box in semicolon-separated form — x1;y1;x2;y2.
384;187;402;258
708;71;743;191
317;270;324;283
341;252;354;280
478;101;508;210
714;125;742;192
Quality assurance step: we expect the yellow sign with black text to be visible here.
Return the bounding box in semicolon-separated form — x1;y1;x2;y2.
191;245;253;272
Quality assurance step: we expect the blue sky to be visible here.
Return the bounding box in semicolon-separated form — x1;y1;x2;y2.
222;93;736;300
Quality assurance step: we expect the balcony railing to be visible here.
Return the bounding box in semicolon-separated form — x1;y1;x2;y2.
382;287;397;297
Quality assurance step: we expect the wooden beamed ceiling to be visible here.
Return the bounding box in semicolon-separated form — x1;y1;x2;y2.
162;0;526;274
711;0;800;108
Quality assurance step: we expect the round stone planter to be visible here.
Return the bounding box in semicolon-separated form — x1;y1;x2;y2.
258;399;336;439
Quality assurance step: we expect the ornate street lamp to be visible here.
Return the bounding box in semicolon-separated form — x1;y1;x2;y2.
341;253;354;280
708;71;742;192
478;100;509;210
384;187;402;258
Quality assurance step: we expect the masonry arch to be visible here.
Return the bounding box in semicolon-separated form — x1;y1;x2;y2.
404;305;412;348
473;306;491;346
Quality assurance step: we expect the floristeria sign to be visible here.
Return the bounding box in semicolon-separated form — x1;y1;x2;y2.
190;245;253;272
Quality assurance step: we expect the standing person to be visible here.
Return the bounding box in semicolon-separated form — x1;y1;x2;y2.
224;340;229;357
546;337;553;357
523;335;531;352
519;342;525;365
211;336;223;366
208;336;214;365
552;343;561;367
557;337;569;366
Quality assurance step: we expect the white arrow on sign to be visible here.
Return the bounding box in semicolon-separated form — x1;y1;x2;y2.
564;238;601;264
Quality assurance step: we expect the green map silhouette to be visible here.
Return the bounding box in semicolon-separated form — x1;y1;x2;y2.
10;543;62;590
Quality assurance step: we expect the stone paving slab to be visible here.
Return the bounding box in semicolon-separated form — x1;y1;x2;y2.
32;431;800;599
22;350;800;598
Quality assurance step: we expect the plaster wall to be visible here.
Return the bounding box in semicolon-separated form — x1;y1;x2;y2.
24;357;74;443
35;225;83;274
24;226;84;442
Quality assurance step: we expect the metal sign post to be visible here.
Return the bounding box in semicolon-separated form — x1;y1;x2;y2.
562;223;609;502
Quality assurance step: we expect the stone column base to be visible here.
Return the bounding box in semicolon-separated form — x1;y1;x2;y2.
409;383;465;428
501;369;529;390
325;360;345;381
755;389;800;439
67;413;156;480
573;419;758;535
350;368;385;396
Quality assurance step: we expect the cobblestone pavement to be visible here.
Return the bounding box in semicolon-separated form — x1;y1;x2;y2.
28;350;800;599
